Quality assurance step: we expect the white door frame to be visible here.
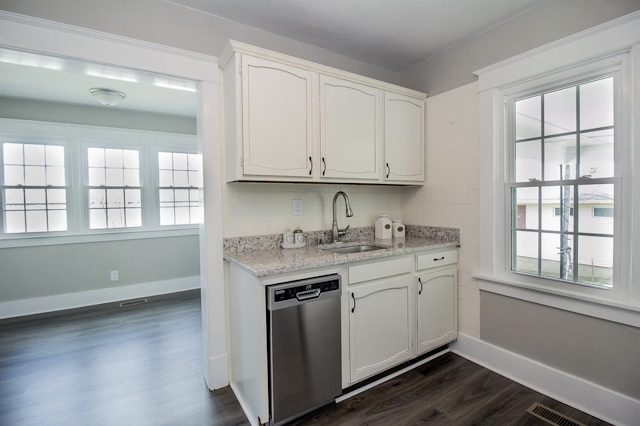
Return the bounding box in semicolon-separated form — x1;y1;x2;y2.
0;11;228;389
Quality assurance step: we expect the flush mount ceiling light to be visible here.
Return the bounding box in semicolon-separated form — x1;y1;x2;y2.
89;88;126;107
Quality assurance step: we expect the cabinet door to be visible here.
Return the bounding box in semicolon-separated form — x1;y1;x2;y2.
349;277;413;383
320;75;382;180
416;269;457;355
241;55;314;178
384;92;425;182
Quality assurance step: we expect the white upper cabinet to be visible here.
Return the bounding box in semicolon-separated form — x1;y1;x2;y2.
384;92;425;182
416;268;457;355
220;41;426;184
241;55;314;178
320;75;382;180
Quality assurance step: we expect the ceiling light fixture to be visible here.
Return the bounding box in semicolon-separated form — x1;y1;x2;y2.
89;88;126;107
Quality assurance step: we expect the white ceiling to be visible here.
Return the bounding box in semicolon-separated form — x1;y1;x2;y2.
169;0;541;71
0;55;197;117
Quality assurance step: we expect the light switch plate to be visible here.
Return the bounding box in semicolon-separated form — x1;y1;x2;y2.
111;270;119;281
292;199;303;216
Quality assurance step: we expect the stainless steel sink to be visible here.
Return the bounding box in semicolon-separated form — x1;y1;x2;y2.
326;245;386;254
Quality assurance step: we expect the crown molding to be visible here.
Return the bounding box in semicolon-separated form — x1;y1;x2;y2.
0;10;216;63
474;10;640;77
473;10;640;92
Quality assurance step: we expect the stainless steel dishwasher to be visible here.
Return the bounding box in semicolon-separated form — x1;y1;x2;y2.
267;274;342;425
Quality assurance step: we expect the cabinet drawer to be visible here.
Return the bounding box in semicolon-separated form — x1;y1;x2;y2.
348;257;412;284
416;250;457;271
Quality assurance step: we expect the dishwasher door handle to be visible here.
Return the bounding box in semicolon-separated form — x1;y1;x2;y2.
296;289;321;301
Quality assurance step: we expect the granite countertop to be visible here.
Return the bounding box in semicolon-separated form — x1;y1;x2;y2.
224;236;460;277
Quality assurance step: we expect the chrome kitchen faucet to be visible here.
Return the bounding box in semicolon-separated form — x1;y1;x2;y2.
331;191;353;243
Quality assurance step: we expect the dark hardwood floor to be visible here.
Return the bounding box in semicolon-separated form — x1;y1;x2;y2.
0;291;608;426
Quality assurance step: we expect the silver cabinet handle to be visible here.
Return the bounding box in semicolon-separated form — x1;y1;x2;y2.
322;157;327;176
434;256;445;261
386;163;390;179
351;293;356;313
309;156;313;175
418;277;423;295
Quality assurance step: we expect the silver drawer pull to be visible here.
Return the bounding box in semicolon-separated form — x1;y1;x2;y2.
434;256;445;261
296;289;321;301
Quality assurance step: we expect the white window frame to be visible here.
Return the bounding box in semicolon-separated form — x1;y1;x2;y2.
0;118;198;248
83;141;146;231
504;61;625;295
155;149;203;226
0;136;72;235
474;12;640;326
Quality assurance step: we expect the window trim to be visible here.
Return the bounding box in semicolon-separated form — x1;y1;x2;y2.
83;141;146;232
504;67;623;295
474;13;640;324
0;118;198;248
156;149;203;226
0;137;73;236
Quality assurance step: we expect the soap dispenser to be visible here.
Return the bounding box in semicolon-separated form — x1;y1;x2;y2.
375;215;393;239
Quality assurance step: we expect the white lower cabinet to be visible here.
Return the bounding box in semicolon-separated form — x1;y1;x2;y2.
416;268;458;355
348;277;414;383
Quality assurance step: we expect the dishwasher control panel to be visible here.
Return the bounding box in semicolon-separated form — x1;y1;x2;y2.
273;279;340;302
267;274;341;311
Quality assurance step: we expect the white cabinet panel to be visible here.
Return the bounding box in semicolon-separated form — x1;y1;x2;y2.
384;92;425;182
320;75;382;180
416;268;457;355
416;250;458;271
348;256;412;284
241;55;313;178
221;42;426;184
349;277;413;382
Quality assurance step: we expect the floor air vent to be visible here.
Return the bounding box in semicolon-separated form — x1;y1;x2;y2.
119;299;148;307
527;402;586;426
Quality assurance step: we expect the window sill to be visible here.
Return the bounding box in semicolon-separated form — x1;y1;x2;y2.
473;273;640;327
0;227;199;249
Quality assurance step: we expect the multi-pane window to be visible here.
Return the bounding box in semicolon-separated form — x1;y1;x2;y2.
510;76;615;288
87;147;142;229
158;152;202;225
1;142;67;233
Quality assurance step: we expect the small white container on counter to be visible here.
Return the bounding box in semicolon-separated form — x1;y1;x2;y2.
282;228;306;249
375;215;393;239
392;220;405;238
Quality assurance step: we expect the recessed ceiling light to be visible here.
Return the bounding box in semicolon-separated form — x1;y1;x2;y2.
89;88;126;107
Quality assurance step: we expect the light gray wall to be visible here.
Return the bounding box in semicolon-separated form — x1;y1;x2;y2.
400;0;640;95
0;97;196;134
0;100;200;305
0;0;398;84
0;236;199;301
481;292;640;399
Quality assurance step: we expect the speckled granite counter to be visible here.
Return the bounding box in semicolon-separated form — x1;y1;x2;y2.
224;233;460;277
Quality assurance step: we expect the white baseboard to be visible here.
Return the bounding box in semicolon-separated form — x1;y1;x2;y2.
0;276;200;319
205;353;229;391
451;333;640;426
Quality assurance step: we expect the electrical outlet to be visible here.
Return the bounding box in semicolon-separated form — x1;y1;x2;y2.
111;271;119;281
292;199;303;216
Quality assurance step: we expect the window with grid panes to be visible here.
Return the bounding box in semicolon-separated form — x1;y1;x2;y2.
1;142;67;233
87;147;142;229
510;76;615;288
158;152;202;225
